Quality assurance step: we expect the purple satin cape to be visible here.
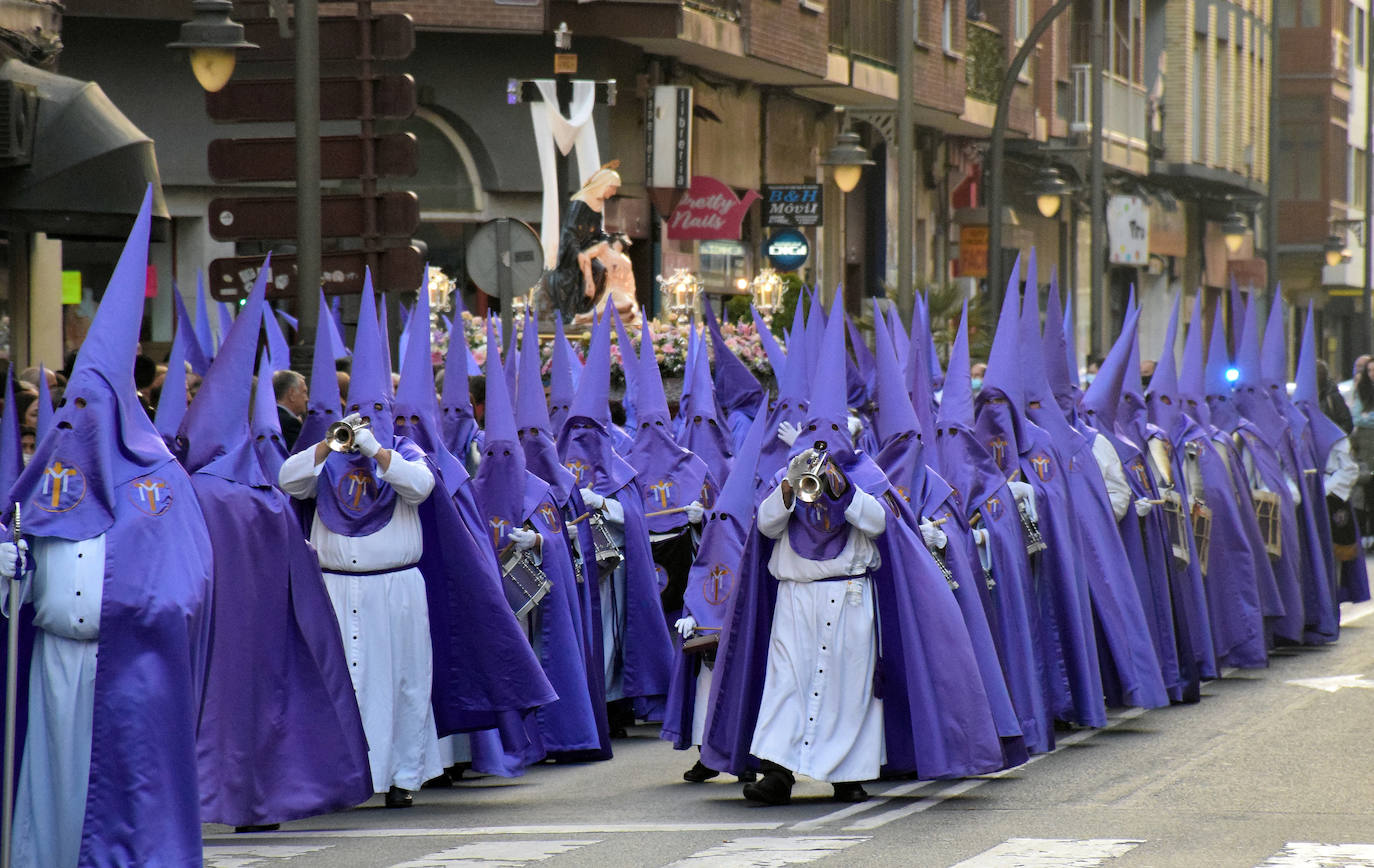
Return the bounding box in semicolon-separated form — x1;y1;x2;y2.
193;477;371;825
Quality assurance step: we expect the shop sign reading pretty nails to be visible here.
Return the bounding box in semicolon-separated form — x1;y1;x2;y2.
666;176;760;241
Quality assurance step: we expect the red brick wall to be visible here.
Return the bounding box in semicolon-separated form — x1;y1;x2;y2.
745;0;829;77
321;0;547;32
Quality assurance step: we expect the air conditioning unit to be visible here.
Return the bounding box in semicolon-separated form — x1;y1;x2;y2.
0;80;38;168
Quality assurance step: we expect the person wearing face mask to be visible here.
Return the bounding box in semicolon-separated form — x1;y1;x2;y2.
1;190;214;868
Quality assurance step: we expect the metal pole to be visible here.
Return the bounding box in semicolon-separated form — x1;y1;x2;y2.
2;502;20;868
987;0;1075;314
1090;0;1106;355
1364;1;1373;354
1267;0;1280;307
897;0;914;313
293;0;320;371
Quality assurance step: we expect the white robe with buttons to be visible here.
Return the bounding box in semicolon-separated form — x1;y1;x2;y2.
749;484;887;783
7;535;104;868
279;449;440;793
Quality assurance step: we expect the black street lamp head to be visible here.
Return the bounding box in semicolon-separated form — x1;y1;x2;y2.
167;0;258;93
822;130;875;193
1030;165;1073;218
1324;234;1352;267
1220;210;1248;254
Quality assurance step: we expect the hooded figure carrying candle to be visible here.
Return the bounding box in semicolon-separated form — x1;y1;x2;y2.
0;188;214;867
279;278;555;808
703;292;1008;806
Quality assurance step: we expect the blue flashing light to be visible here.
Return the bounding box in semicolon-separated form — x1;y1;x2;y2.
1225;367;1240;383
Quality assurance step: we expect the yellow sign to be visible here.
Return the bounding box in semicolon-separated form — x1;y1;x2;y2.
61;271;82;305
957;225;989;278
554;53;578;74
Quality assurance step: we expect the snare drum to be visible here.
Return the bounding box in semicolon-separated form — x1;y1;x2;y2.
500;540;553;618
587;512;623;571
1251;489;1282;558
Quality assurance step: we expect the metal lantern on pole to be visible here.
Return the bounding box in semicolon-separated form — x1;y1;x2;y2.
1221;211;1249;254
657;269;700;324
750;268;784;318
821;129;874;195
167;0;258;93
1030;165;1073;219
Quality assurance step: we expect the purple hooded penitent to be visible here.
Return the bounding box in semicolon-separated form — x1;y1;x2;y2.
181;260;371;827
4;187;214;865
319;289;350;361
394;275;468;498
173;286;211;377
471;317;603;764
677;323;734;484
295;290;344;452
154;289;193;451
263;297;292;373
702;301;763;448
549;317;579;434
702;290;1013;779
556;311;675;719
251;348;288;482
755;294;814;486
194;272;216;363
750;304;787;378
439;295;481;469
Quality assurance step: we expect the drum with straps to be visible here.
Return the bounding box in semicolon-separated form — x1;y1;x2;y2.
499;537;553;618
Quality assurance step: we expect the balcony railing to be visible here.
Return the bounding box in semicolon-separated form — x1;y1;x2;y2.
1069;64;1147;142
684;0;741;21
830;0;897;67
966;20;1004;102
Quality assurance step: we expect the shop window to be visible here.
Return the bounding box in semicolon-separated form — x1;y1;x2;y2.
698;240;749;296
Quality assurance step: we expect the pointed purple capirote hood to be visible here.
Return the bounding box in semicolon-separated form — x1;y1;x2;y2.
1234;292;1264;389
439;310;476;435
345;271;395;445
262;298;291;373
35;365;53;441
482;318;519;446
609;302;638;424
548;317;579;432
319;289;350;360
394;269;465;492
1043;270;1077;413
12;186;173;539
179;257;270;485
1178;293;1208;421
516;309;575;503
565;309;613;431
172;287;211;376
1260;290;1286;389
751;305;787;378
1080;303;1141;431
1295;301;1347;462
377;293;393;393
906;298;938;442
872;298;921;444
1146;293;1184;433
702;300;764;415
677;320;734;480
937;301;976;429
637;318;672;422
980;256;1024;406
296;288;343;453
155;295;193;447
774;296;812;412
846;314;876;397
802;288;825;382
217;301;235;354
1231;292;1286;433
0;376;22;501
1204;297;1234;398
251;348;288;481
793;290;854;463
473;315;531;532
194;272;216;362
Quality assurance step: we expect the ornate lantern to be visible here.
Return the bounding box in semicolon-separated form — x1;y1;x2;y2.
750;268;784;318
657;268;700;324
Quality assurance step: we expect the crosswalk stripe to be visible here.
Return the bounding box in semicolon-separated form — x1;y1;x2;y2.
202;822;783;843
843;779;984;831
662;835;870;867
202;843;334;867
387;839;601;868
949;838;1143;867
1258;843;1374;867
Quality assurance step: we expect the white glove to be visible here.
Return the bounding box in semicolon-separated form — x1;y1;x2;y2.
971;528;990;547
847;414;862;439
509;527;539;551
1134;498;1154;517
674;615;697;639
341;412;363;428
684;501;705;524
581;487;605;510
0;540;26;581
777;420;800;446
352;426;382;458
919;519;948;550
1008;480;1037;522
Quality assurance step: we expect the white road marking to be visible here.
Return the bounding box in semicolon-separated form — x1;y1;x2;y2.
662;835;870;867
1284;674;1374;693
788;780;937;831
843;779;984;831
1258;842;1374;867
949;837;1143;867
388;839;600;867
202;822;783;843
1258;846;1374;862
1341;600;1374;626
202;843;334;867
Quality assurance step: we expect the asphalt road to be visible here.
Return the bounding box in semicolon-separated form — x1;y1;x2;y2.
203;599;1374;868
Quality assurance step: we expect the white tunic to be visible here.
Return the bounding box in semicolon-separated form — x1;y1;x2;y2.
1092;433;1134;521
279;449;441;793
749;484;887;783
8;535;104;868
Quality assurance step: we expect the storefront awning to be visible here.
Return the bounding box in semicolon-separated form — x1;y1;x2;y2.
0;60;168;241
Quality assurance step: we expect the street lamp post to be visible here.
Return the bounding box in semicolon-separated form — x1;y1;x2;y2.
821;122;874;303
167;0;257;93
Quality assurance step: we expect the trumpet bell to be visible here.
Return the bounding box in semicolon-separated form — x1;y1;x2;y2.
326;419;369;453
797;472;825;503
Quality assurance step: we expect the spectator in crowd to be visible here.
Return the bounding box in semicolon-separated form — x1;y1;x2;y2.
273;369;308;450
1317;359;1353;433
1349;358;1374;539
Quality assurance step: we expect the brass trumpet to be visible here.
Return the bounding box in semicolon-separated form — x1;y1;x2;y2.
795;442;831;504
326;418;371;453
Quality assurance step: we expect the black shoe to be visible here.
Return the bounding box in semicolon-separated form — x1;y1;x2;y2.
610;727;629;739
831;782;870;803
683;760;720;783
738;769;757;783
234;824;280;833
385;786;414;808
421;771;453;789
742;766;794;805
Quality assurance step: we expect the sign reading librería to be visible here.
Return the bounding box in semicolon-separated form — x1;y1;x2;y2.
762;184;822;227
666;176;761;241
